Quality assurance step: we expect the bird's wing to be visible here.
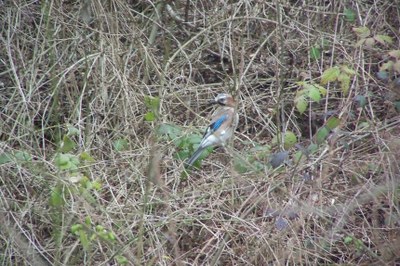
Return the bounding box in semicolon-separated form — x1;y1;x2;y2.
202;113;228;139
210;114;228;132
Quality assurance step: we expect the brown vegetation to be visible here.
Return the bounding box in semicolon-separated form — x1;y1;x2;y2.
1;0;400;265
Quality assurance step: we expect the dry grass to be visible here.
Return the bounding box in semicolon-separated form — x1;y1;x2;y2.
1;0;400;265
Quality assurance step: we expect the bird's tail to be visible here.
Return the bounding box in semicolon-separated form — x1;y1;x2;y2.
186;146;206;168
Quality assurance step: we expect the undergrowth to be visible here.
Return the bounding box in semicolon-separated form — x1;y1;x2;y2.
1;0;400;265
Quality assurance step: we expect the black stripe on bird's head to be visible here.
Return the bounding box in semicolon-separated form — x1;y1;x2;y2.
208;93;236;107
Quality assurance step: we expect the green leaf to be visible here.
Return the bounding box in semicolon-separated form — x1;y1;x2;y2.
113;139;129;151
299;83;322;102
307;85;321;102
341;65;356;76
56;154;70;166
84;216;91;225
80;151;95;162
307;143;319;154
49;185;64;207
358;121;370;129
55;153;80;170
95;225;104;231
295;95;307;114
311;84;325;96
0;153;12;164
180;170;189;181
79;230;90;250
14;151;32;162
310;47;321;60
374;35;393;45
343;8;356;22
284;131;297;149
60;135;76;153
173;137;186;147
234;158;251;174
326;117;340;130
188;134;202;145
295;88;306;98
352;26;370;39
144;96;160;121
338;73;351;95
144;112;156;122
98;230;109;240
293;151;303;164
90;233;97;241
321;67;340;84
355;239;364;250
380;61;394;71
71;224;83;234
107;232;116;241
250;144;271;160
116;255;129;265
144;96;160;112
354;95;367;108
157;123;182;139
172;137;185;149
92;180;102;190
316;126;330;144
80;176;90;187
344;236;353;245
0;151;32;165
67;125;80;136
176;150;190;160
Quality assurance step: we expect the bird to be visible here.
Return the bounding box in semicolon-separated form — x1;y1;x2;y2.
186;93;239;168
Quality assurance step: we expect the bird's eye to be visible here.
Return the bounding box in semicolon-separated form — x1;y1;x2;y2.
219;96;227;102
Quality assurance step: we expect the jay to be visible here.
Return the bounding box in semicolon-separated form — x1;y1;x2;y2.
186;93;239;167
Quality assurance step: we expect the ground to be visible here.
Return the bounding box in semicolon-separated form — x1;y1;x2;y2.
1;0;400;265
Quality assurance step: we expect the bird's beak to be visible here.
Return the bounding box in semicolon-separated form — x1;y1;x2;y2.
207;99;218;106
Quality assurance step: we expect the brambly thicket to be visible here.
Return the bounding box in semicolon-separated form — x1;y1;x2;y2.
1;1;400;265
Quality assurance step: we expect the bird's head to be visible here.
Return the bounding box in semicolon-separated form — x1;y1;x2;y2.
209;93;236;107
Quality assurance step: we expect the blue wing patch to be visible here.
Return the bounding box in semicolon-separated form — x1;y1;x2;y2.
210;114;227;132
